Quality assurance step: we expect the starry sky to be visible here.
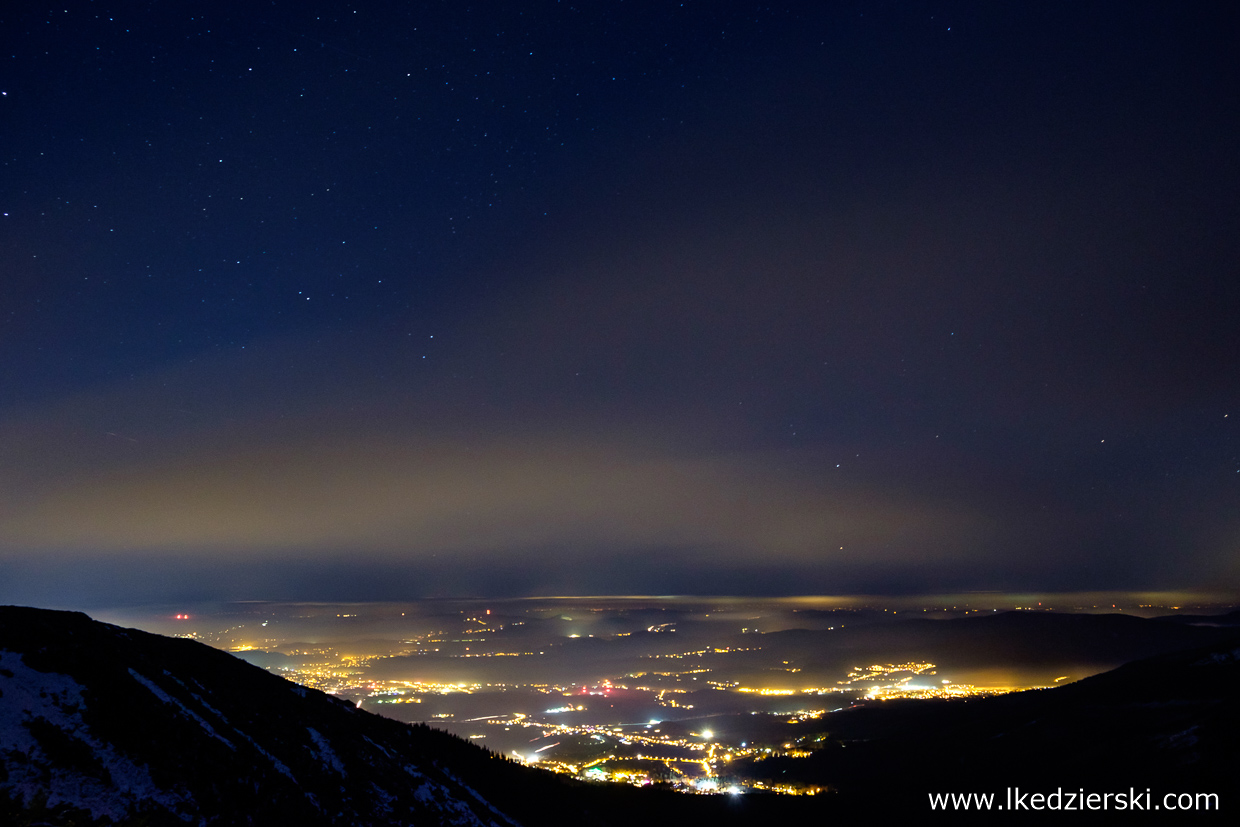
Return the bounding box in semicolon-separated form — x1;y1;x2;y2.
2;1;1238;607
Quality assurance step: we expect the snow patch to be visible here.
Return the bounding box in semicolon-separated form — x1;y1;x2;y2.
441;767;522;826
364;733;394;758
370;782;397;814
226;725;298;783
159;674;297;784
127;669;235;751
163;671;231;727
306;727;346;776
1193;646;1240;665
0;651;196;821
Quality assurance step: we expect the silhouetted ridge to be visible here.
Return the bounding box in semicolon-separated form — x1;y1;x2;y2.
0;606;836;825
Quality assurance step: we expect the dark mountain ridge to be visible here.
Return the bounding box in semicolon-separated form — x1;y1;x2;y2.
735;633;1239;818
0;606;822;825
759;609;1239;667
3;606;1236;822
1;605;522;826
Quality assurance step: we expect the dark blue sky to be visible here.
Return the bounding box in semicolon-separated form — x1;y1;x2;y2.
2;1;1238;607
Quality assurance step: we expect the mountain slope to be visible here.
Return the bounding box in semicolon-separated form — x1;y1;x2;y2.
6;605;1235;822
732;633;1240;813
1;606;523;826
0;607;838;826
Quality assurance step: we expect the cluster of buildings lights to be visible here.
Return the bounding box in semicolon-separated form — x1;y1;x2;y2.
183;613;1037;797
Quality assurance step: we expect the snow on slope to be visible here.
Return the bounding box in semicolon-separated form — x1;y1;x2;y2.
0;649;196;821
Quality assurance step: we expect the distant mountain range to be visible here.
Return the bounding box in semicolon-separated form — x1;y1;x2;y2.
757;608;1240;673
735;621;1240;814
3;606;1236;822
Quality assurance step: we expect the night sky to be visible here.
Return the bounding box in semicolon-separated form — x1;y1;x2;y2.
3;1;1238;607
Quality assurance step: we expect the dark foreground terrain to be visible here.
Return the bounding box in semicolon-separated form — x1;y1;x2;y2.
2;606;1236;823
0;606;825;825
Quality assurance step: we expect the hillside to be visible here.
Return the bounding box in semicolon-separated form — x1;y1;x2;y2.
731;633;1240;814
1;606;533;825
4;606;1236;822
0;606;824;825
